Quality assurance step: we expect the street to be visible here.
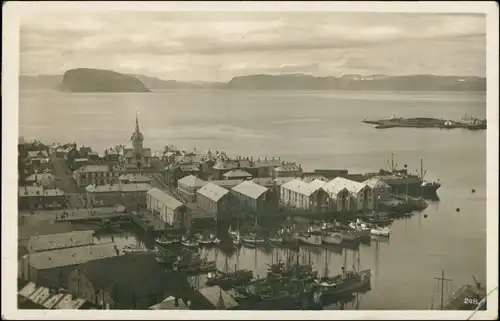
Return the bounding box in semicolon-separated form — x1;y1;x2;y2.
50;155;84;208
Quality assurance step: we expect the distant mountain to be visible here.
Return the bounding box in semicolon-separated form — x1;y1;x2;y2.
130;74;224;90
57;68;150;93
20;75;62;90
225;74;486;91
19;72;486;92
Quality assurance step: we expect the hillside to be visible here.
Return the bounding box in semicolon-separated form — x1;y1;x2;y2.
57;68;150;93
225;74;486;91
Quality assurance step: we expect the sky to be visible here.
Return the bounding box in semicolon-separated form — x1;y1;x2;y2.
20;11;486;82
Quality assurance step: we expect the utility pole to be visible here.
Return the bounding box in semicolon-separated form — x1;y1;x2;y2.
434;270;452;310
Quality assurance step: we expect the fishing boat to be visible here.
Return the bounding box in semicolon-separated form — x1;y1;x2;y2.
206;257;254;289
268;233;284;245
338;230;360;242
155;236;180;246
173;252;216;273
181;236;200;248
321;222;336;231
242;233;266;247
370;226;391;237
228;225;239;239
322;232;343;245
197;233;220;246
298;232;322;246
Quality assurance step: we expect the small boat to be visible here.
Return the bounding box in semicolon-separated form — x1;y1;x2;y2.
242;233;266;247
268;235;284;245
338;230;359;242
122;244;145;254
366;217;394;225
181;236;200;248
370;226;391;237
228;225;239;238
321;222;336;231
298;233;322;246
322;232;343;245
156;236;180;246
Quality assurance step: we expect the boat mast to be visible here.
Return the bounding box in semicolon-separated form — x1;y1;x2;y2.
324;249;329;278
433;270;452;310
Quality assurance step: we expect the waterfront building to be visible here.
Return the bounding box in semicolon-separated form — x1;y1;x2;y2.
273;177;295;200
27;230;95;254
222;169;253;181
146;188;190;229
85;183;152;209
363;178;392;208
230;181;276;218
18;186;66;210
18;243;119;289
68;253;189;309
272;162;303;179
121;115;152;170
73;164;122;188
18;282;97;310
280;179;329;213
25;173;56;188
177;175;207;203
118;173;152;185
322;177;373;212
196;183;230;222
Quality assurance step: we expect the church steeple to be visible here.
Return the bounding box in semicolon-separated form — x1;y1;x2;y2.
135;112;140;135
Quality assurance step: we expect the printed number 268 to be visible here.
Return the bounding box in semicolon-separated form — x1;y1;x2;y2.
464;298;479;305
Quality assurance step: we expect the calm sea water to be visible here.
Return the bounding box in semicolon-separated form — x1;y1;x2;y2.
19;89;487;310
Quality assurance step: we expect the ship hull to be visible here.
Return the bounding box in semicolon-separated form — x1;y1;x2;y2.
385;181;440;199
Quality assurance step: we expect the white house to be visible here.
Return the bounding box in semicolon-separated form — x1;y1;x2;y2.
322;177;373;212
279;179;329;213
146;188;189;229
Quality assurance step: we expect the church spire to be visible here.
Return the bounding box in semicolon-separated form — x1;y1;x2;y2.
135;111;140;134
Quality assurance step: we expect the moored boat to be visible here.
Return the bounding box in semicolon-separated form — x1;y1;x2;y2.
181;236;200;248
322;232;343;245
242;233;266;247
370;226;391;237
298;232;322;246
155;236;180;246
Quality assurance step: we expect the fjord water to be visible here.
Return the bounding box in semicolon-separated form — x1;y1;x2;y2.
19;89;487;309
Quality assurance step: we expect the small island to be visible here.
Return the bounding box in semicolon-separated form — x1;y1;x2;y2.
363;114;486;130
57;68;150;93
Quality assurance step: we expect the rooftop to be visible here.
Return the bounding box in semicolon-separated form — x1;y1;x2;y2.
118;174;152;183
147;188;184;210
25;173;55;182
19;221;75;241
28;230;95;253
274;163;302;172
28;243;119;270
177;175;207;188
281;179;323;197
197;183;230;202
252;177;275;187
86;183;153;193
197;286;239;310
231;181;268;199
149;296;189;310
223;169;253;178
75;165;110;173
209;180;244;187
19;282;91;310
42;188;66;197
363;177;391;189
18;186;44;197
273;177;295;186
322;177;368;195
28;150;49;158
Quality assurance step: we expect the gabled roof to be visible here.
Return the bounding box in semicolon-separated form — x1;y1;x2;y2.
28;230;94;252
198;286;239;310
177;175;207;188
29;243;119;270
281;179;323;197
231;181;268;199
363;178;391;189
147;188;184;210
74;165;110;173
197;183;229;202
322;177;368;195
222;169;252;178
25;173;55;182
273;177;295;186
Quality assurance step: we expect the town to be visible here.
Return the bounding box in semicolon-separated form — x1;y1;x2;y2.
17;114;484;311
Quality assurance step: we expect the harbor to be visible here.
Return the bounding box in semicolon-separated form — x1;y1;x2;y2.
17;88;487;310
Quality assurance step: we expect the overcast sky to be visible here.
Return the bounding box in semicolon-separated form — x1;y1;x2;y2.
20;12;486;82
